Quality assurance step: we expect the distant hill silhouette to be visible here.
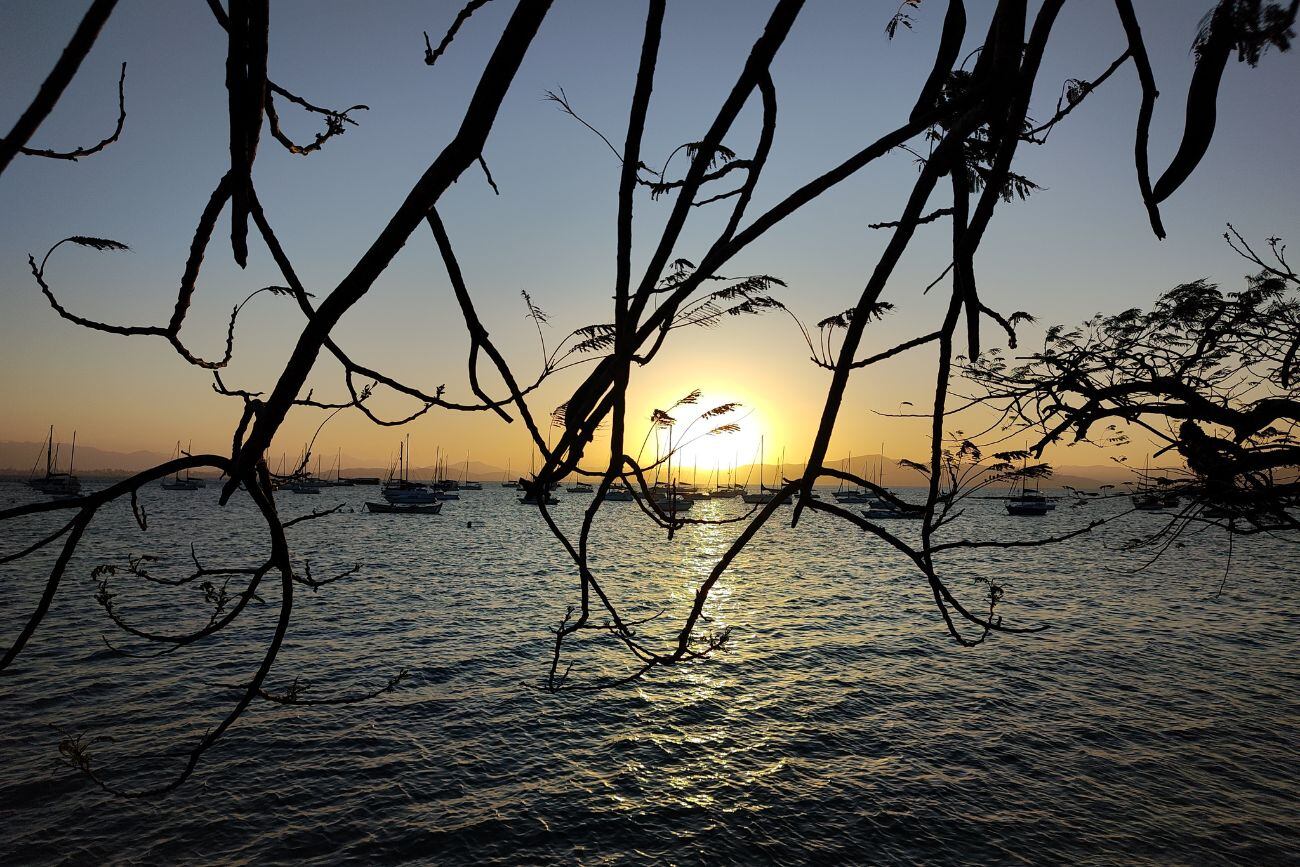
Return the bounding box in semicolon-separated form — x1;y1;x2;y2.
0;439;1166;490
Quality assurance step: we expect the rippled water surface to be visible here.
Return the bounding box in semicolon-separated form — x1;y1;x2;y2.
1;481;1296;865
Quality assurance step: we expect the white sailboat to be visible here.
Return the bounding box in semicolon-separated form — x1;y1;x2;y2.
381;437;438;504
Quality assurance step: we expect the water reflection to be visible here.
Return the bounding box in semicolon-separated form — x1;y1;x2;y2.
0;483;1295;864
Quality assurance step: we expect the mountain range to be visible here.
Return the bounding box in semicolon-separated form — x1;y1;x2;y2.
0;439;1160;490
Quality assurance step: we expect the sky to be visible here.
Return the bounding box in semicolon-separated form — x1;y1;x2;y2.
1;0;1297;475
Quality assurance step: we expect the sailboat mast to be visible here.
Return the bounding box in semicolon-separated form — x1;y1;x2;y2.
667;423;673;485
69;431;76;476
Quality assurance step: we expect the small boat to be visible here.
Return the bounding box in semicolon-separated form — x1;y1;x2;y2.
1131;456;1172;511
162;442;202;491
603;486;635;502
366;501;443;515
341;476;380;486
742;488;792;505
519;492;559;505
567;481;594;494
27;426;82;496
861;502;923;519
1007;494;1051;516
653;494;694;511
383;484;438;503
1131;492;1165;511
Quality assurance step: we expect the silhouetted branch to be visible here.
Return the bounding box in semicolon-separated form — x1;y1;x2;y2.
0;0;119;178
15;62;127;161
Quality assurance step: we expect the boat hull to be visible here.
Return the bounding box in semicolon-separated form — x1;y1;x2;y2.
861;507;922;519
365;501;443;514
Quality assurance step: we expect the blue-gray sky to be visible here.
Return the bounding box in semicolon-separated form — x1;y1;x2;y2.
1;1;1296;469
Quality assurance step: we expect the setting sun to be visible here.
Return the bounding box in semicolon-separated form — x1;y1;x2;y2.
631;388;777;481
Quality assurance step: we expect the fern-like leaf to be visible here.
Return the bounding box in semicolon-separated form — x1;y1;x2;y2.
66;236;130;252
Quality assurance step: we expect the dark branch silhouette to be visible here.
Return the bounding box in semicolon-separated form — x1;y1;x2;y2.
2;0;1294;793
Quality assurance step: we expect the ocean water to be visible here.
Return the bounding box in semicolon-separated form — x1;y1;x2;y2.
0;482;1295;865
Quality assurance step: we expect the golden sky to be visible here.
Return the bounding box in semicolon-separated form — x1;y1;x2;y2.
2;1;1296;473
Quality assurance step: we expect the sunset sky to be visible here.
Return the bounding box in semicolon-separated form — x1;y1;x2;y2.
1;0;1297;474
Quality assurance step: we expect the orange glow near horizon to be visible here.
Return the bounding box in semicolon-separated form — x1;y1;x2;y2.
629;387;774;480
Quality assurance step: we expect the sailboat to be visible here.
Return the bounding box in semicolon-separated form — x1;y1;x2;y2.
500;458;517;487
366;442;445;512
285;450;324;494
710;454;744;498
367;442;443;511
461;452;482;490
742;438;790;504
682;464;710;501
860;447;922;519
603;481;636;501
518;453;558;504
327;448;353;486
162;440;201;491
379;437;438;504
1131;455;1175;510
1006;453;1052;516
432;447;460;495
832;450;877;505
646;414;693;512
27;427;82;496
517;447;560;500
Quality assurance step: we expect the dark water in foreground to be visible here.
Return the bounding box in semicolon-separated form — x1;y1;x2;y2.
0;482;1296;865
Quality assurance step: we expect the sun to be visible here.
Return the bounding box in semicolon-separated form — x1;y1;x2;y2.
634;390;771;484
